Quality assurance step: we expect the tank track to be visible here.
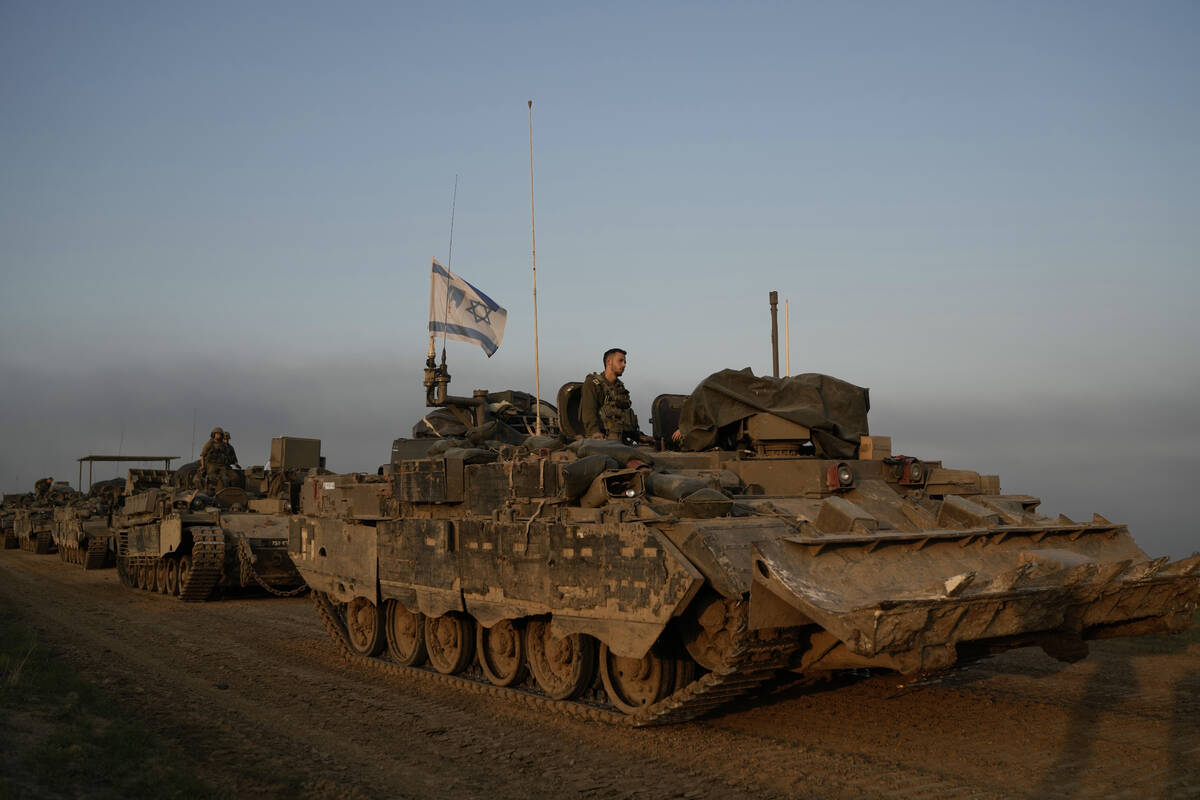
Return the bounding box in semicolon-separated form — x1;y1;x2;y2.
56;540;90;566
311;591;800;727
58;542;81;565
116;531;134;587
83;535;110;570
34;531;54;555
234;538;309;597
179;527;226;603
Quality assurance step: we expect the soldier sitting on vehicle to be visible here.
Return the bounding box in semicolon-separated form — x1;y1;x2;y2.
580;348;652;446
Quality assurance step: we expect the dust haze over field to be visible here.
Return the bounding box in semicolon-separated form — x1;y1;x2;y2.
2;4;1198;560
1;346;1196;559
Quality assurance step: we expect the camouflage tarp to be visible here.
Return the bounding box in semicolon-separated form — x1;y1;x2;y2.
677;368;869;458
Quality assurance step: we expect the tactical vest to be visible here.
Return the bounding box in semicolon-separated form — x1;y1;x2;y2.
587;373;638;440
203;441;232;470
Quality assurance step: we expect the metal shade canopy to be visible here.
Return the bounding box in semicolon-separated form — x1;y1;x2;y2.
76;455;179;490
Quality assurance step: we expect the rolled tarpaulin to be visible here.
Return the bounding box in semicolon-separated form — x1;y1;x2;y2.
560;454;620;499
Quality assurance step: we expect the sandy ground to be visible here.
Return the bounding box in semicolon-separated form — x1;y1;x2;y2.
1;548;1197;799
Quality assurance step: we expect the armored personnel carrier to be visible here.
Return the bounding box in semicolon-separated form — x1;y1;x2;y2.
11;481;81;554
52;477;133;569
13;507;55;554
290;362;1200;725
114;437;320;601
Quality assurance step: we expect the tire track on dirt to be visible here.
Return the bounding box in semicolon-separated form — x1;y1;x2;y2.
3;548;1198;800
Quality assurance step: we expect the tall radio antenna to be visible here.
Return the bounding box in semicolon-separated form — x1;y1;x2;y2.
528;100;542;436
429;175;460;362
447;173;458;270
441;174;459;360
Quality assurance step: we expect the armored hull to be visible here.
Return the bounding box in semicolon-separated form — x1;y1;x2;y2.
115;489;306;601
52;505;116;569
290;372;1200;724
1;501;18;549
50;479;126;570
14;508;56;555
112;445;319;601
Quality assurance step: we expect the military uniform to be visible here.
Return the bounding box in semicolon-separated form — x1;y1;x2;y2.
199;439;237;491
33;477;53;504
580;372;640;442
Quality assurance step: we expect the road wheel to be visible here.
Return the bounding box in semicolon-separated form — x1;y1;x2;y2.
599;642;676;714
177;555;192;593
525;619;596;700
346;597;385;656
477;619;528;687
384;600;427;666
425;613;475;675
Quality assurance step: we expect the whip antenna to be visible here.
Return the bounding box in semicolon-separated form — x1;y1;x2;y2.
528;100;542;436
447;174;458;271
441;174;460;362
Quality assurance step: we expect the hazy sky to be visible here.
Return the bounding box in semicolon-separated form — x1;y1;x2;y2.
2;2;1197;557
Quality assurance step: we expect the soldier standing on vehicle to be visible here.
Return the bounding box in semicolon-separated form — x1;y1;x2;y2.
580;348;650;444
222;431;239;468
33;477;53;503
199;427;238;491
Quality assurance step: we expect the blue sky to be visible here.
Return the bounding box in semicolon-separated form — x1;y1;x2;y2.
2;2;1197;556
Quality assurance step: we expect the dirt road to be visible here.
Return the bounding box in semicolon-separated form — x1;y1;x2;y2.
1;548;1197;799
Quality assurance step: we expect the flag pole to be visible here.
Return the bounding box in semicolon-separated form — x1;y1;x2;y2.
528;100;542;436
427;260;437;361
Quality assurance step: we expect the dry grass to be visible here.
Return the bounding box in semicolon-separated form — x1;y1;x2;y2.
0;607;222;800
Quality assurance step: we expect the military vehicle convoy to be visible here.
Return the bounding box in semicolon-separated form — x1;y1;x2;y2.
114;437;320;601
290;362;1200;725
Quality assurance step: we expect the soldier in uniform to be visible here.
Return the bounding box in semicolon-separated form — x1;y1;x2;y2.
580;348;650;444
222;431;239;467
199;427;239;491
33;477;53;504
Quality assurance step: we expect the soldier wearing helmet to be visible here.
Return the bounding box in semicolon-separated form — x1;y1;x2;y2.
222;431;239;467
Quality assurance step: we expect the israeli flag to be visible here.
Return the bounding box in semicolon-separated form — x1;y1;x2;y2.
428;259;508;357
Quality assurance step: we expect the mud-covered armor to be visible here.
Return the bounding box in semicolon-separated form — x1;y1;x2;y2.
113;439;314;602
290;366;1200;725
581;372;639;441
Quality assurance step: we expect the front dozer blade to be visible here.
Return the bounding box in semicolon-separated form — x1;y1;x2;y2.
752;522;1200;674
